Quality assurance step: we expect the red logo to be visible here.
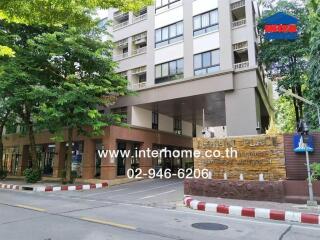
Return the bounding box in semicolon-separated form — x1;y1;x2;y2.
264;24;297;33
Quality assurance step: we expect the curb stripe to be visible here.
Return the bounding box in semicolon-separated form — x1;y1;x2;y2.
183;196;320;225
0;182;108;193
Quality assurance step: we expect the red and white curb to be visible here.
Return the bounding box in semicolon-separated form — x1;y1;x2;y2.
0;183;22;190
0;182;108;192
184;196;320;225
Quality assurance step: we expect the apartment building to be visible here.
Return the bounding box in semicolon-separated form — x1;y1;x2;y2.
2;0;273;180
108;0;273;138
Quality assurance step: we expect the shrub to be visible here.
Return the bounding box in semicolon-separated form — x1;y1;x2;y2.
311;163;320;181
0;169;8;180
23;168;42;183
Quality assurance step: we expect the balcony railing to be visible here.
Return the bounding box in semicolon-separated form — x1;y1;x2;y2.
115;39;128;48
114;11;128;20
113;52;129;61
231;0;245;10
132;66;147;75
113;21;129;31
133;13;147;23
129;82;147;90
132;46;147;56
132;32;147;42
233;41;248;51
232;19;246;28
234;61;249;70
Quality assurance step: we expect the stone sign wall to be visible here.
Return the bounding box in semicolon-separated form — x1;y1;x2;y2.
194;135;286;181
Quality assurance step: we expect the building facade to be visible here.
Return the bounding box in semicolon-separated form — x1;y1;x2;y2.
2;0;273;181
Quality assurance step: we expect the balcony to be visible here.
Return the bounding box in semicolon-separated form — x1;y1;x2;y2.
115;39;128;48
231;0;245;10
113;20;129;31
233;41;248;51
234;61;249;70
232;18;246;29
113;52;129;61
132;46;147;56
129;82;147;90
133;13;147;23
113;11;129;21
132;66;147;75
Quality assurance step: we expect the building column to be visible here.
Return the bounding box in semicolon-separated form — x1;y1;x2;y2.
139;142;153;174
183;0;194;78
100;130;117;180
52;142;66;178
218;0;233;71
225;88;259;136
82;139;96;179
16;145;29;176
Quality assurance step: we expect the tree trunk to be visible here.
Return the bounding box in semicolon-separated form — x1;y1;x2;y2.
291;87;300;128
0;125;4;172
27;121;38;170
65;127;73;183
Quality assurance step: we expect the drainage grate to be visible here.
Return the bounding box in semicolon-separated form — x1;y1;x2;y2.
191;222;228;231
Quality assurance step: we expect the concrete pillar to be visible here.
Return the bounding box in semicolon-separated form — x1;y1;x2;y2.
183;0;194;78
245;0;257;68
139;142;153;174
218;0;233;71
82;139;96;179
17;145;29;175
146;5;155;86
225;88;258;136
100;130;117;180
52;142;66;178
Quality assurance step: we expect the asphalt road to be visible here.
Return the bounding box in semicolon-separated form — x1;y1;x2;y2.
0;178;319;240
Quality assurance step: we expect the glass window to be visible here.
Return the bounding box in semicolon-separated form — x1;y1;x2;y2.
177;59;184;74
169;61;177;75
210;10;218;25
194;15;201;30
201;13;210;28
177;22;183;35
194;54;202;69
155;65;162;78
162;63;169;77
194;50;220;76
202;52;211;68
193;9;218;36
156;29;162;42
169;24;176;38
162;27;169;40
211;49;220;66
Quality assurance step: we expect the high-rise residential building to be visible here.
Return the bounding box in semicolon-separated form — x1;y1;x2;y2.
108;0;273;138
2;0;273;180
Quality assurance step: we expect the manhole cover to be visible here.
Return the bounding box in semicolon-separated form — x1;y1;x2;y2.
191;222;228;231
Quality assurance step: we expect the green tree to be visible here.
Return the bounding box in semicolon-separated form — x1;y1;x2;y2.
259;0;310;128
0;21;55;170
30;27;128;182
274;96;296;133
306;0;320;130
0;0;153;56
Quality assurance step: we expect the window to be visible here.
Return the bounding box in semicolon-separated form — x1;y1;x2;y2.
155;21;183;48
174;118;182;135
152;112;159;130
155;58;184;84
111;107;127;123
155;0;181;13
194;49;220;76
193;9;219;36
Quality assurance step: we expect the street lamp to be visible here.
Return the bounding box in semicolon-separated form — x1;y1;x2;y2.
298;120;317;206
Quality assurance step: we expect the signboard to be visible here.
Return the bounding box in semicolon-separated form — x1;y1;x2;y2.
293;134;314;153
262;12;298;40
193;135;286;181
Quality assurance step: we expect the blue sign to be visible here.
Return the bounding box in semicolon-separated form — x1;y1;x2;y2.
293;134;314;153
262;12;298;40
